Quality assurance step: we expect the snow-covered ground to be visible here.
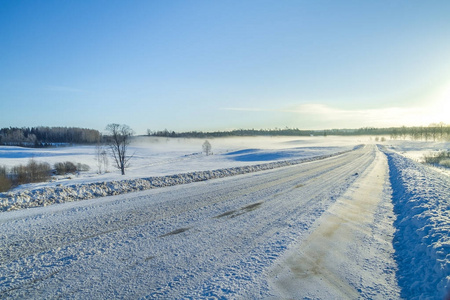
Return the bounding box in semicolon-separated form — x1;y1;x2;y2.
382;148;450;299
1;136;365;187
0;136;360;211
386;139;450;176
1;137;449;299
386;140;450;162
267;146;399;299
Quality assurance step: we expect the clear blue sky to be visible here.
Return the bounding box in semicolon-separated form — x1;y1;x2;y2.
2;1;450;134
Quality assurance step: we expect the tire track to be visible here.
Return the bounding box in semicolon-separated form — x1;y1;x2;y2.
1;145;379;298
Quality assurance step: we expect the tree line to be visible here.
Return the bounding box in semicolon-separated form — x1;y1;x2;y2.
147;128;314;138
0;123;132;191
389;123;450;141
147;123;450;141
0;126;101;147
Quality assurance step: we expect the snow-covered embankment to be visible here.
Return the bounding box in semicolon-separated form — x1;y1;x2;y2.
0;148;358;212
383;149;450;299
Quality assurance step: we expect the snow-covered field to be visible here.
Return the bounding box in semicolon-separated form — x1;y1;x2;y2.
1;136;361;187
386;139;450;177
0;136;449;299
0;136;358;211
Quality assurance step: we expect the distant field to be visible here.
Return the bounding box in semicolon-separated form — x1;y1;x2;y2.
0;136;362;191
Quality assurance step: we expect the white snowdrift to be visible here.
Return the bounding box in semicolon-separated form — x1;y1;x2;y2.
383;148;450;300
0;148;358;212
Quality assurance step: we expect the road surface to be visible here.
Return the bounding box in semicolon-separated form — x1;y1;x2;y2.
0;144;400;299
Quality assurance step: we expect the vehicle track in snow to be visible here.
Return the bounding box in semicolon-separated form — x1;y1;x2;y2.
267;145;400;299
0;146;369;263
1;145;385;298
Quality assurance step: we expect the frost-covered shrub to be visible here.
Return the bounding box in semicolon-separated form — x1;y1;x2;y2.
0;175;11;192
11;159;51;185
0;165;7;177
54;161;77;175
439;159;450;168
423;151;450;165
77;163;90;172
54;161;90;175
0;166;11;192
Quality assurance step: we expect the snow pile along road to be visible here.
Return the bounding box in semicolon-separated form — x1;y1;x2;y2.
383;149;450;299
0;148;359;212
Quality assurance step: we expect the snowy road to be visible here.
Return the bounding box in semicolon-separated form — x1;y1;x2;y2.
0;145;400;298
268;145;399;299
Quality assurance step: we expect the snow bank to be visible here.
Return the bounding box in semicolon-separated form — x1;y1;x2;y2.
383;149;450;299
0;148;359;212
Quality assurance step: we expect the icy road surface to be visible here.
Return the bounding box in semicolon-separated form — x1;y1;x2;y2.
0;145;400;298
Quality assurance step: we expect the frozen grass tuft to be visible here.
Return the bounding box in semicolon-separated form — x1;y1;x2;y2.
422;151;450;168
438;159;450;168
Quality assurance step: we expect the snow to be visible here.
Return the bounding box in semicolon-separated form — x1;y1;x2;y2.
0;149;352;212
0;136;359;211
267;146;400;299
1;136;358;188
382;148;450;299
0;137;449;299
386;139;450;176
0;144;371;298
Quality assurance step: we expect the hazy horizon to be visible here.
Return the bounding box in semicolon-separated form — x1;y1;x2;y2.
2;1;450;135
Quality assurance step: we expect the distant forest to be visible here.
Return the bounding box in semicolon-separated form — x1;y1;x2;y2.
148;123;450;141
1;123;449;148
0;127;101;147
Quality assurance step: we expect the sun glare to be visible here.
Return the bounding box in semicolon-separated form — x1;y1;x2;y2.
429;83;450;124
406;81;450;126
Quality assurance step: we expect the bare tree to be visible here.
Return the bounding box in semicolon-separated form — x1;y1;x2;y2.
95;144;103;174
202;140;212;156
101;148;109;173
105;124;134;175
95;143;109;174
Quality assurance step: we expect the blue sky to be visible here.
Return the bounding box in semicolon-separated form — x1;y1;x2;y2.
1;1;450;134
